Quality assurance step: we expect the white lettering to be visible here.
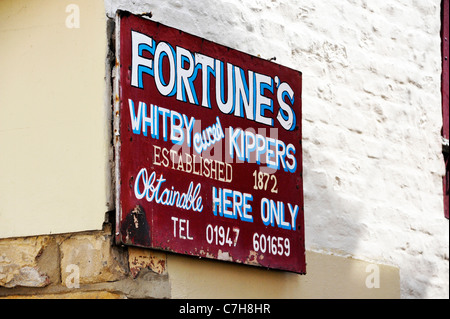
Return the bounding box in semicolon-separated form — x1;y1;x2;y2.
134;168;203;212
130;31;297;131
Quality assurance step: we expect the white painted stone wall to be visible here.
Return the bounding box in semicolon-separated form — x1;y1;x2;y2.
105;0;449;298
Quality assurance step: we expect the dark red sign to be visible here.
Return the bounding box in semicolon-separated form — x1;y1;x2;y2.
115;12;305;273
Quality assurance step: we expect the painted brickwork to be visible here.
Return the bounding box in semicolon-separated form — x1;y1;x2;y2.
106;0;448;298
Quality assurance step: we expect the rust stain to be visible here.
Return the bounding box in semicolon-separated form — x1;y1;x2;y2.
120;205;151;247
128;247;167;278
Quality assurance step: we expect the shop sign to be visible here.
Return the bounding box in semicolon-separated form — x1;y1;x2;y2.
115;12;305;273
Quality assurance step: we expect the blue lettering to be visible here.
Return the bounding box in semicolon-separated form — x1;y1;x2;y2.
130;30;298;132
215;60;235;114
260;198;296;230
212;187;253;222
234;66;254;120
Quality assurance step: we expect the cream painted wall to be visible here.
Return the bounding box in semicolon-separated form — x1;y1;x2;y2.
0;0;109;238
168;251;400;299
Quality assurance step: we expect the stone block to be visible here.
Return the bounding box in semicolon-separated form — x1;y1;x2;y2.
0;236;53;288
1;291;124;299
60;232;128;285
